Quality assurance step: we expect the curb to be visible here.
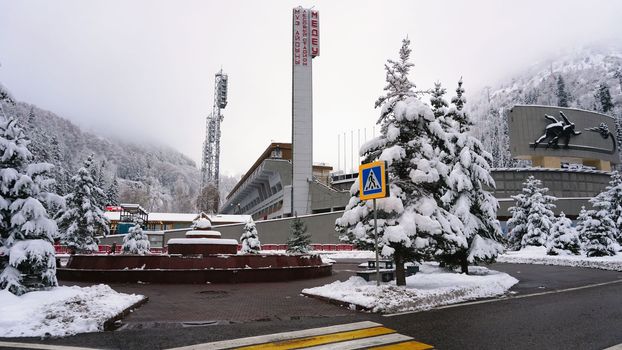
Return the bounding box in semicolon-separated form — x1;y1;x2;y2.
300;292;372;312
103;296;149;331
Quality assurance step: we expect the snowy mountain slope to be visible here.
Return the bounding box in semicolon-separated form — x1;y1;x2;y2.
0;84;201;212
469;47;622;167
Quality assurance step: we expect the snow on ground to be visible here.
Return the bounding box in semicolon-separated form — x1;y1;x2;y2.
258;250;376;260
0;284;145;337
497;246;622;271
317;250;377;260
302;263;518;313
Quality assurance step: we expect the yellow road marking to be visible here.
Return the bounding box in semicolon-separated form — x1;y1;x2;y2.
235;326;395;350
368;340;434;349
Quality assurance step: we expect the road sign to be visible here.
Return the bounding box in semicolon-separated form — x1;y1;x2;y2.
359;161;388;200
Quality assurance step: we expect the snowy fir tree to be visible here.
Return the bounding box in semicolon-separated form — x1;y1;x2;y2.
575;206;591;246
547;212;581;256
596;83;614;114
507;176;557;249
106;177;120;206
240;219;261;254
595;171;622;245
287;215;311;254
430;82;450;126
122;221;150;255
337;38;464;285
582;196;617;257
556;76;570;107
57;155;110;253
89;158;107;209
0;109;60;295
438;79;504;273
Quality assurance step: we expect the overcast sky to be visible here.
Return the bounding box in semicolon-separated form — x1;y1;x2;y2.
1;0;622;176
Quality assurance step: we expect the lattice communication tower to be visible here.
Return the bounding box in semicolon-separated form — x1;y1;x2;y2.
201;70;228;190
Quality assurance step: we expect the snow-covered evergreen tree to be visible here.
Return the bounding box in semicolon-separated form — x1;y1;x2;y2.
582;194;617;257
556;76;570;107
507;176;557;249
240;219;261;254
547;212;581;255
122;222;150;255
106;177;120;206
89;158;107;210
0;111;59;295
430;82;449;120
596;83;614;114
287;215;311;254
596;171;622;245
57;156;110;253
439;79;504;273
575;206;591;246
337;38;464;285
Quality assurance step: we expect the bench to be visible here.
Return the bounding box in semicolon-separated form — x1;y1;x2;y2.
356;269;395;282
406;265;419;276
367;260;393;269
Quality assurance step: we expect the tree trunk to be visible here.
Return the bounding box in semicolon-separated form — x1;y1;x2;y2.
394;252;406;286
460;252;469;275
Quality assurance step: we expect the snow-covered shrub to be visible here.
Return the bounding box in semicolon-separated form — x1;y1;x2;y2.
507;176;556;249
57;155;109;253
122;223;150;255
547;212;581;256
240;220;261;254
0;109;60;295
287;216;311;254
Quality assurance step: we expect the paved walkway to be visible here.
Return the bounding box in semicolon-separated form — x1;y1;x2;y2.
61;261;362;329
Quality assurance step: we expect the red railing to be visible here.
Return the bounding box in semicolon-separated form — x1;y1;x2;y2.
54;243;355;255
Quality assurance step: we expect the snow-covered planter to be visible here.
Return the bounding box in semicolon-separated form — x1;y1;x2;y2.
302;263;518;313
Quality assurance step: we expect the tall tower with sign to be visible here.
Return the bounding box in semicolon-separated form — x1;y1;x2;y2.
201;70;228;195
291;6;319;216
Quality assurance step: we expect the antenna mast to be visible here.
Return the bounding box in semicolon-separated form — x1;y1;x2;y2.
201;69;228;191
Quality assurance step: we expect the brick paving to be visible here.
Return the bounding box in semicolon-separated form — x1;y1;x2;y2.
60;261;363;328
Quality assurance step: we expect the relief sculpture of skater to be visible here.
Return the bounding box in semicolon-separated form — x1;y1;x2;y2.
533;111;581;149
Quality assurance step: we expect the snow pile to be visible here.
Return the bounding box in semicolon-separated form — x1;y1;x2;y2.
302;263;518;313
0;284;144;337
498;246;622;271
318;250;377;260
193;218;212;230
186;230;221;237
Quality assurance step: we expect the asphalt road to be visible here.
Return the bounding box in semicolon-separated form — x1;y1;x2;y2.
2;263;622;350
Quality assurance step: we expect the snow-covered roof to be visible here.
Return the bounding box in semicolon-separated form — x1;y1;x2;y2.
210;214;252;224
104;211;252;224
148;213;197;222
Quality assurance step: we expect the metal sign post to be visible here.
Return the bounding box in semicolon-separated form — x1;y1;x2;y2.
373;198;379;286
359;161;389;286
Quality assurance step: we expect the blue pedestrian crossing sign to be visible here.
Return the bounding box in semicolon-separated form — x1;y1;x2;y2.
359;161;389;200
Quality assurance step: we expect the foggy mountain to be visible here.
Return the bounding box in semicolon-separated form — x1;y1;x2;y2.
469;47;622;168
1;83;205;212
